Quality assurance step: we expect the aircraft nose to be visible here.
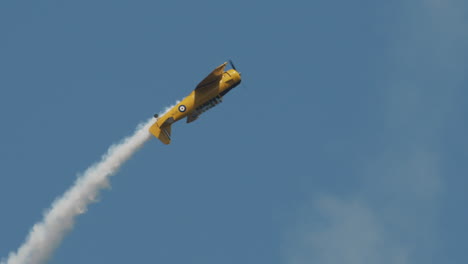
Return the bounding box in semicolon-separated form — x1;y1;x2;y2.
231;69;242;84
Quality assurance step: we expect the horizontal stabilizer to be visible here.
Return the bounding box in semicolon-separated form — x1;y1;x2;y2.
149;122;172;145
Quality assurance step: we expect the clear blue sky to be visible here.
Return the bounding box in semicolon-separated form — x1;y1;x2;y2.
1;0;467;263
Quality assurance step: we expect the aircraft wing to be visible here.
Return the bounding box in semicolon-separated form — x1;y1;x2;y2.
195;62;227;92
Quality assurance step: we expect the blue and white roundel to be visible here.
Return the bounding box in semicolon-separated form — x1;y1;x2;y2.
178;105;186;112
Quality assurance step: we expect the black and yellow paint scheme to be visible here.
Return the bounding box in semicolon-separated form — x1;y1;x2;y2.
149;62;241;144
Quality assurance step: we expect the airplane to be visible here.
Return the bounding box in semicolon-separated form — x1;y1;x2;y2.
149;61;242;144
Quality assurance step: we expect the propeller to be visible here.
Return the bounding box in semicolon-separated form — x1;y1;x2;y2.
228;59;246;90
228;59;237;71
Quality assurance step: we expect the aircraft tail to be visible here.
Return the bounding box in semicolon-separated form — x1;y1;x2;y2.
149;122;172;145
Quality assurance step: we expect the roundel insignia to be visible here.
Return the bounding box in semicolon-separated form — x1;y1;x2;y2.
178;105;186;112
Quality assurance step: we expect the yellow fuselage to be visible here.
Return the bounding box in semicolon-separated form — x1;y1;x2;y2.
166;69;241;123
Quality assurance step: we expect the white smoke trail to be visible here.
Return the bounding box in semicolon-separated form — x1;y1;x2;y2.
2;105;175;264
